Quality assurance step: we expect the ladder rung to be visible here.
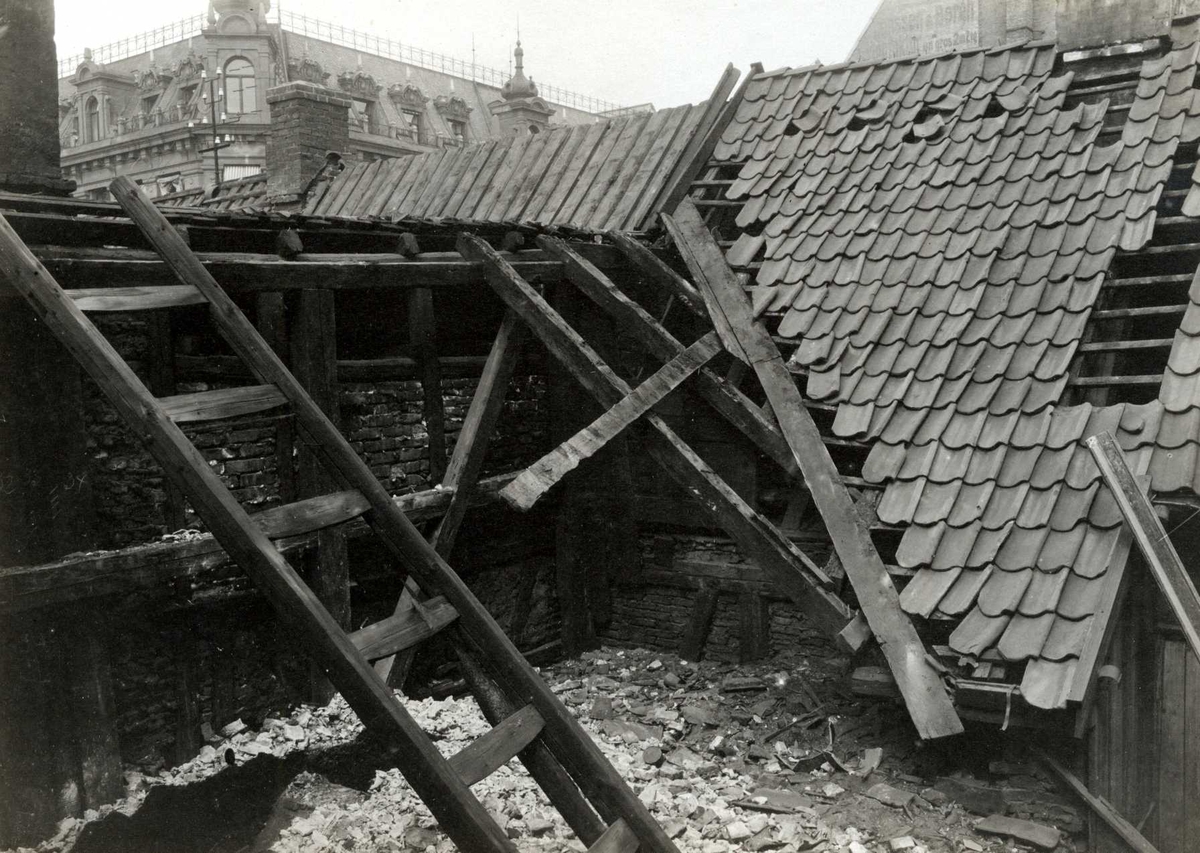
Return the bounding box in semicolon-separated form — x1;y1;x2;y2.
66;285;207;311
1078;338;1174;353
253;489;370;539
1090;304;1186;320
1067;373;1163;387
448;704;545;787
159;384;288;423
587;818;640;853
1102;273;1192;288
350;596;459;660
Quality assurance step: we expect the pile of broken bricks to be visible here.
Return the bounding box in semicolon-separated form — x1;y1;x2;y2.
12;645;1082;853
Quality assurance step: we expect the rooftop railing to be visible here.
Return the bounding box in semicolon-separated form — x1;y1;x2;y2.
58;10;622;115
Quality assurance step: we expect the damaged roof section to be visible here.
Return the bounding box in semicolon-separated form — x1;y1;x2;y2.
305;101;715;231
707;19;1200;710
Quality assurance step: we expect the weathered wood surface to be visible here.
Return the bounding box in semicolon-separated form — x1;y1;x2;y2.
158;384;288;423
0;475;513;613
112;181;680;853
503;331;721;511
609;231;707;316
587;818;640;853
67;284;207;311
2;187;519;852
540;235;796;477
409;287;446;482
350;595;460;661
460;232;853;639
1087;432;1200;663
665;199;963;741
255;490;370;539
680;585;720;662
449;704;546;787
1035;747;1163;853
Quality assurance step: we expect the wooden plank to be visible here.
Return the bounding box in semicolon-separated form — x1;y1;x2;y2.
442;142;498;219
449;704;546;787
539;122;611;224
409;288;446;482
253;489;371;540
1158;640;1187;853
457;140;513;220
393;150;450;219
589;109;672;230
359;155;413;218
503;129;572;222
338;159;386;218
739;590;771;662
319;161;369;218
473;133;533;222
420;147;476;219
5;192;518;853
485;132;547;222
523;126;589;223
609;231;707;316
557;123;623;225
680;585;720;662
350;595;460;660
411;148;471;220
67;285;207;311
664;199;963;740
503;331;721;511
588;818;640;853
1186;644;1200;845
628;104;708;231
538;235;793;476
376;311;525;687
1036;747;1163;853
571;115;651;228
1087;432;1200;662
158;384;288;423
459;233;853;640
110;180;680;853
380;151;438;217
645;63;745;227
606;106;690;232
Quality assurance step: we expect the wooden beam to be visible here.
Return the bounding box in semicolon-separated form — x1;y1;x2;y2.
291;288;350;703
503;331;721;511
350;595;460;661
377;311;525;687
0;473;515;613
537;235;796;478
1035;747;1164;853
158;384;288;423
1087;432;1200;663
409;287;446;482
449;704;546;787
648;64;745;228
458;232;855;640
608;231;707;317
664;199;963;740
680;585;720;662
67;285;207;311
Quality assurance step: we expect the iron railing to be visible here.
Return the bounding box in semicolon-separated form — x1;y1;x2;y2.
58;10;622;115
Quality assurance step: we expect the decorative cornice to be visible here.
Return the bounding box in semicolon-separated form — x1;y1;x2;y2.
433;94;472;121
288;56;330;87
137;66;174;92
336;70;382;99
173;53;207;83
388;83;428;110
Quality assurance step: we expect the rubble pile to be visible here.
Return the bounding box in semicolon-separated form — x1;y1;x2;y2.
13;647;1082;853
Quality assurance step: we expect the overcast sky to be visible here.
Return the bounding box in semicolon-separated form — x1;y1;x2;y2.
53;0;880;107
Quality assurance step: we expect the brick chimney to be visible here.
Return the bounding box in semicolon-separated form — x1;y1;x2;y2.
0;0;74;194
265;81;351;207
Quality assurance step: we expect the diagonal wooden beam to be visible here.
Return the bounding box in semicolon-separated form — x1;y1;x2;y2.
536;235;794;477
503;331;721;511
377;311;525;687
1087;432;1200;663
664;198;963;741
458;232;856;640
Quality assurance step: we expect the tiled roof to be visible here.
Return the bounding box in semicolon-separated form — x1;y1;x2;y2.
712;20;1200;709
157;173;270;212
306;102;712;230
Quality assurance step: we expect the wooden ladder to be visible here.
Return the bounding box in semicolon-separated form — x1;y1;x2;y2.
0;176;678;853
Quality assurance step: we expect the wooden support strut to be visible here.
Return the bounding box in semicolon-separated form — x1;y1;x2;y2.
664;198;963;741
1087;432;1200;663
502;330;722;511
458;232;855;641
100;178;681;853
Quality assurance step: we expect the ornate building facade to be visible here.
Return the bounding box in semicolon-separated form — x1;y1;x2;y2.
57;0;612;200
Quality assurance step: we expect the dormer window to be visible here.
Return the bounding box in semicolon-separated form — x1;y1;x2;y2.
351;98;373;133
449;119;466;142
142;94;159;115
401;109;424;144
224;57;256;115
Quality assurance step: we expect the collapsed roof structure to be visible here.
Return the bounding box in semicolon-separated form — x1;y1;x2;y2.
6;4;1200;853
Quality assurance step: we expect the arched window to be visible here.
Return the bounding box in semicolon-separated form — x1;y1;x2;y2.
85;97;100;142
224;58;257;115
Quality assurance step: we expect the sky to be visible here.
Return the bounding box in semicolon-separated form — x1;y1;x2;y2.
53;0;881;108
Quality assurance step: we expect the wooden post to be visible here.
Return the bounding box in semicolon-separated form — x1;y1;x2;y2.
291;289;349;702
739;592;771;662
146;310;188;531
1087;432;1200;663
664;199;963;740
409;287;446;483
256;291;297;504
